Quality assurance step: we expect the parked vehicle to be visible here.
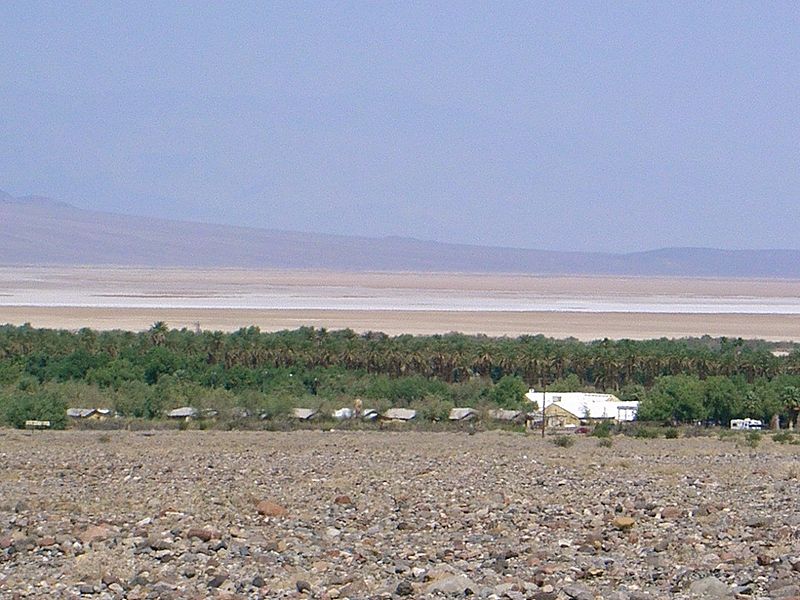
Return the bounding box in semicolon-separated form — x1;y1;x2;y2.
730;418;763;430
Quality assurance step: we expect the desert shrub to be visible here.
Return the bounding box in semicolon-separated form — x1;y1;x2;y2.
97;433;111;443
744;431;762;448
592;421;613;438
192;386;237;412
772;431;793;444
633;427;659;439
257;394;295;420
449;378;490;407
235;389;268;415
597;437;613;448
552;435;574;448
110;381;151;418
50;380;109;408
664;427;679;439
683;425;710;438
718;429;736;441
413;394;454;422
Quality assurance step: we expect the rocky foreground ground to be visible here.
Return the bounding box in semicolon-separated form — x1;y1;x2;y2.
0;430;798;599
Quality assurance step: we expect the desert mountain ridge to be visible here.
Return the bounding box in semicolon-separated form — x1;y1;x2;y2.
2;190;799;277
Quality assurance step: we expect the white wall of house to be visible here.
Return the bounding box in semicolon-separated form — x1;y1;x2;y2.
525;390;638;422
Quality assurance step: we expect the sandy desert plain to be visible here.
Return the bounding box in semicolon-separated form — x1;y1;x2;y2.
2;266;800;341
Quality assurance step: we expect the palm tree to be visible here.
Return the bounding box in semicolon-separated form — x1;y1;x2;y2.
742;390;760;418
779;385;800;430
149;322;168;347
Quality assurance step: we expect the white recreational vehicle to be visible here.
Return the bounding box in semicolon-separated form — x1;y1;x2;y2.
730;418;763;430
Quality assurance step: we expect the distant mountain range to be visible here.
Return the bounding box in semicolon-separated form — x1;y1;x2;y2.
2;189;799;277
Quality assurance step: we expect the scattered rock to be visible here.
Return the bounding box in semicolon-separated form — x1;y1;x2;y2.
324;526;341;538
79;524;111;544
424;574;476;595
612;516;636;530
689;576;734;598
185;528;216;542
256;500;288;517
563;584;594;600
1;430;795;599
757;554;776;566
746;516;772;528
396;580;414;596
147;536;173;551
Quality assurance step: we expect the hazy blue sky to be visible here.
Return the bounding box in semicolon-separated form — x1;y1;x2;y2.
1;2;798;252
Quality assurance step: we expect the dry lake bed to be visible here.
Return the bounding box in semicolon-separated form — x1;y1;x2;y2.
0;430;798;599
3;266;800;340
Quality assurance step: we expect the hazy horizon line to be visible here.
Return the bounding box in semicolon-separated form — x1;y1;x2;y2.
4;187;799;256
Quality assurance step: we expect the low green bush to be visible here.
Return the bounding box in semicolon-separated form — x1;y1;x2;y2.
633;427;659;439
597;437;613;448
744;431;762;448
772;431;793;444
682;426;710;438
257;394;295;420
413;394;454;422
591;421;613;438
664;427;679;439
552;435;575;448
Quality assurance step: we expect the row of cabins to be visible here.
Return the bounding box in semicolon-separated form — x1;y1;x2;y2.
64;405;530;423
63;405;518;423
161;406;523;423
167;391;640;426
66;392;641;428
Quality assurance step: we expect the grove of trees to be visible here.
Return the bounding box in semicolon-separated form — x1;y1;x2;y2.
1;323;799;429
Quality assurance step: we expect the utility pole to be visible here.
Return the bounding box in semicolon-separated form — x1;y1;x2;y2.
541;383;546;439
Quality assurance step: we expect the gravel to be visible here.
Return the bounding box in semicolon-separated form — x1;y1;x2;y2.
0;429;798;599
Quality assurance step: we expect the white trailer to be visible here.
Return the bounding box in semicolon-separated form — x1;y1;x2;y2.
730;418;763;430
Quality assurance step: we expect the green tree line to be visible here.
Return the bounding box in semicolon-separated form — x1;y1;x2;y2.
0;323;798;428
